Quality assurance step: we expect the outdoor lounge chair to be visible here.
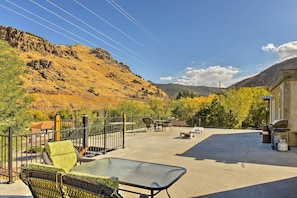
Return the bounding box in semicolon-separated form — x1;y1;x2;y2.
42;140;95;172
20;163;122;198
142;117;155;131
190;127;204;133
180;127;204;139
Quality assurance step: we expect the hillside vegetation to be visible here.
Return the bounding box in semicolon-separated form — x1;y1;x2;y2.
0;25;168;113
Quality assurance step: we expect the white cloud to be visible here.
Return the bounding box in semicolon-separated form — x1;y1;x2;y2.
174;65;240;87
160;76;173;81
262;41;297;61
262;43;276;52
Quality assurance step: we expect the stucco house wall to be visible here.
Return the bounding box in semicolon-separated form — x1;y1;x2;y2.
269;69;297;146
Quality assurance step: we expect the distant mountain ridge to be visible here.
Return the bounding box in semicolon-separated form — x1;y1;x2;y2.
154;83;219;99
231;57;297;88
155;57;297;98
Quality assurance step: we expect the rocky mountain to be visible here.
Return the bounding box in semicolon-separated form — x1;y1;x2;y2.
0;25;169;112
231;57;297;88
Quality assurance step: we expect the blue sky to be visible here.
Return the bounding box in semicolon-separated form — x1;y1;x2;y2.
1;0;297;87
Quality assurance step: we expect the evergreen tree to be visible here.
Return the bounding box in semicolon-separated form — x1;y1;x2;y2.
175;90;196;99
0;41;31;134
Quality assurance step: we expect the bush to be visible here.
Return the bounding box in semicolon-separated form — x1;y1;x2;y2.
25;146;44;153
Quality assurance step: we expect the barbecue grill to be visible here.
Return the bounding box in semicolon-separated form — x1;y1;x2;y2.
268;119;290;150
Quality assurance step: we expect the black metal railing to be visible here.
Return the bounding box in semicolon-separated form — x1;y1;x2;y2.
0;114;171;183
0;114;150;183
0;129;55;183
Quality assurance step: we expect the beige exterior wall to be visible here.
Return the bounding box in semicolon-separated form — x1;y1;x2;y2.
270;69;297;146
270;85;281;121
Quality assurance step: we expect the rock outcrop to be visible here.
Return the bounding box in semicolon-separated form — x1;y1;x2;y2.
26;59;65;81
90;47;131;72
0;25;79;59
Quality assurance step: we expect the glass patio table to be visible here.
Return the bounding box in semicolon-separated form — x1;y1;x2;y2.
71;157;186;197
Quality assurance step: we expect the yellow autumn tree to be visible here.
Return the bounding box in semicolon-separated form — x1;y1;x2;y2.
169;94;216;121
220;87;269;128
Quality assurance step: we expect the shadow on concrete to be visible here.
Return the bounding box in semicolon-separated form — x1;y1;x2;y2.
0;196;32;198
15;154;41;161
193;176;297;198
177;132;297;167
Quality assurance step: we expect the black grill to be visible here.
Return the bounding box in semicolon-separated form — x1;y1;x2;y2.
268;119;290;150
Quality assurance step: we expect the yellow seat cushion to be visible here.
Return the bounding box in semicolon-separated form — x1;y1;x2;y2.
45;140;77;172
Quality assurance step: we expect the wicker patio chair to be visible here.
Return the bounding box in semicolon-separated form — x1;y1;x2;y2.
42;140;94;171
20;163;123;198
142;117;155;131
19;163;65;198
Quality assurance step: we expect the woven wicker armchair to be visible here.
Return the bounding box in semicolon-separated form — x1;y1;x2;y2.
20;163;122;198
42;140;95;172
142;117;155;131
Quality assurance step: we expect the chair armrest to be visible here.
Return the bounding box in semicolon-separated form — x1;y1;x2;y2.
42;149;53;165
75;148;95;164
78;157;96;163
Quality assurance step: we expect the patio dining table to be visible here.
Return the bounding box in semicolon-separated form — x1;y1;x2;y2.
71;157;186;197
153;120;172;131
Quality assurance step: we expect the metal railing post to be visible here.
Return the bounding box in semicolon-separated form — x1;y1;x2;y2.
54;114;61;141
82;114;88;149
8;126;13;184
103;117;107;154
131;115;134;131
122;113;126;148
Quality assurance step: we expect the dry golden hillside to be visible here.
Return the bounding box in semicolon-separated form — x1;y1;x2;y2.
0;25;168;113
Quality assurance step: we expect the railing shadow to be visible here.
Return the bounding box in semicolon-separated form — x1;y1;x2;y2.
177;132;297;167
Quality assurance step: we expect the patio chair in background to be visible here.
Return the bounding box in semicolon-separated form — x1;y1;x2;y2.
142;117;155;131
42;140;95;172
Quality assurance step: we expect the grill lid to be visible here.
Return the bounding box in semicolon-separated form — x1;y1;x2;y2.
270;119;288;128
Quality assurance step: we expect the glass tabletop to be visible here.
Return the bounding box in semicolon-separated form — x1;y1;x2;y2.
71;157;186;190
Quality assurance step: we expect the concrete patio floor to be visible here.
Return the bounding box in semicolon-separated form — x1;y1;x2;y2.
1;127;297;198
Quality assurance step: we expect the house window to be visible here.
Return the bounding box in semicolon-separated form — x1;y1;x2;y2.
278;93;281;119
271;100;275;121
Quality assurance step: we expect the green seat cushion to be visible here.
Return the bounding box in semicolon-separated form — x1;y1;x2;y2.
45;140;77;172
67;171;119;191
28;163;66;173
65;171;121;197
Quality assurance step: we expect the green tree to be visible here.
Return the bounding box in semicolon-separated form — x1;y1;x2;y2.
170;94;215;125
57;109;73;119
196;97;238;128
243;87;269;128
220;87;269;128
175;91;196;99
32;110;50;121
149;97;164;116
117;100;143;115
0;41;31;134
